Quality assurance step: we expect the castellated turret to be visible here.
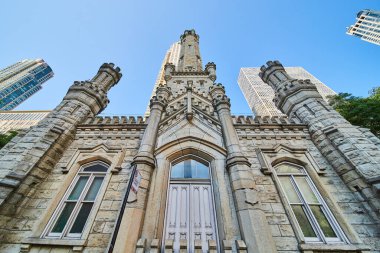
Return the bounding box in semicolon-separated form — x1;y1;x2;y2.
0;63;121;210
177;29;203;72
259;60;319;114
260;60;380;213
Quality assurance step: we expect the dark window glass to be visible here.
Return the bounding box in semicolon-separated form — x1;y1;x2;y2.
69;203;94;233
310;206;337;238
51;203;76;233
292;205;317;238
84;177;104;201
68;176;89;200
83;164;108;172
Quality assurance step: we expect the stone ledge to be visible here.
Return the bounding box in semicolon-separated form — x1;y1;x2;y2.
23;237;87;247
299;243;371;252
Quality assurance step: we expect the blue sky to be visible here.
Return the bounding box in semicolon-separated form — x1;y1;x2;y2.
1;0;379;115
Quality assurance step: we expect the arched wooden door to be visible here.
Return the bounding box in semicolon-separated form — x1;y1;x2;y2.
163;158;218;252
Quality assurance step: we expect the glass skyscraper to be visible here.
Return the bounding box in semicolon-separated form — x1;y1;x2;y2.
0;59;54;110
347;9;380;46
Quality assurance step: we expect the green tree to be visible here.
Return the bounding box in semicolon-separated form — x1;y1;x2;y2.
0;130;18;149
328;87;380;137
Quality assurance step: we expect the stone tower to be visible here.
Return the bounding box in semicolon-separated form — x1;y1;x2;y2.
0;32;379;253
177;29;203;72
260;61;380;215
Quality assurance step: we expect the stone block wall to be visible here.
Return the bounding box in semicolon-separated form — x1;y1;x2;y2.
0;116;145;253
233;115;380;252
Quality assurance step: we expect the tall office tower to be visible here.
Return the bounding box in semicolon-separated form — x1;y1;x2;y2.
0;110;50;134
145;42;181;116
238;67;336;116
0;59;54;110
347;9;380;46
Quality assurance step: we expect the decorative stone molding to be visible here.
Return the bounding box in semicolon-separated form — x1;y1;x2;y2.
223;240;232;253
208;240;218;253
256;144;326;175
164;63;175;81
150;239;160;253
236;240;248;253
205;62;217;81
179;239;187;253
164;239;174;253
150;85;171;110
61;144;126;173
298;242;371;253
210;83;231;109
135;238;146;253
22;238;87;252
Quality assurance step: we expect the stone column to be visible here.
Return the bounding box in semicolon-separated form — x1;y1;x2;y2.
260;60;380;213
113;85;170;253
210;84;277;253
0;63;121;211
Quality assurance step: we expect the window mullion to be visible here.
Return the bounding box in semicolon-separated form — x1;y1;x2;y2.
48;175;83;238
290;175;325;242
64;173;95;237
305;177;346;243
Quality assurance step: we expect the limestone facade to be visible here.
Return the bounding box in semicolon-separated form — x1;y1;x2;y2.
0;30;379;253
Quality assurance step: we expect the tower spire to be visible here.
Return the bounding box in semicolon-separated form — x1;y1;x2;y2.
177;29;203;72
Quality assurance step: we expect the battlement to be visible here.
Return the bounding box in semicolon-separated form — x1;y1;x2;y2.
258;60;286;84
92;62;122;86
231;115;304;125
82;115;147;126
180;29;199;42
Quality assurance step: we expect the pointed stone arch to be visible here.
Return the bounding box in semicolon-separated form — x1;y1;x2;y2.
139;138;240;251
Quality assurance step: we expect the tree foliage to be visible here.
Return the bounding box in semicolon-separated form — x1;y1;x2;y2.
328;87;380;137
0;131;18;149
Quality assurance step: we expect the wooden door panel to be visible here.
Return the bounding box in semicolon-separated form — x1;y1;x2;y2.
165;183;217;253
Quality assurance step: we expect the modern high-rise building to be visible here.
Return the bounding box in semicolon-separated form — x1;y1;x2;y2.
145;42;181;116
0;59;54;110
238;67;337;116
346;9;380;46
0;110;50;134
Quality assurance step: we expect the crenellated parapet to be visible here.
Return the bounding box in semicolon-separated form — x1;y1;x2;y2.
231;115;299;125
180;29;200;42
82;115;147;125
91;63;122;90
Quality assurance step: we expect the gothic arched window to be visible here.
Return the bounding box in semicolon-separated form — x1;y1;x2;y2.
275;162;348;243
44;161;109;238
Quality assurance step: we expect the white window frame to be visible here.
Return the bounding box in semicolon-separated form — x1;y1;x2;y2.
274;162;349;244
43;161;109;239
